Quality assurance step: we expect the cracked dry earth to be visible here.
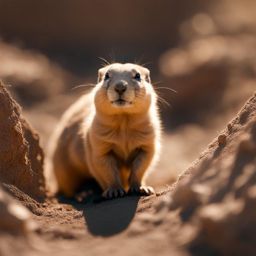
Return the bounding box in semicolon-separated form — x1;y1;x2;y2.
1;81;256;256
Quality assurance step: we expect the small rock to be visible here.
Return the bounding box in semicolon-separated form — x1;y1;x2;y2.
218;134;227;146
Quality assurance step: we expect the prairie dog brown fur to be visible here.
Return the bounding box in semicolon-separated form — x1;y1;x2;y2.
48;63;161;199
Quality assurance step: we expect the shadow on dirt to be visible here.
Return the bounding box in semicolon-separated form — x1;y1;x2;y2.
58;179;139;237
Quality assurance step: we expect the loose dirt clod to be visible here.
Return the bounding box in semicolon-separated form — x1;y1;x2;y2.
217;134;227;146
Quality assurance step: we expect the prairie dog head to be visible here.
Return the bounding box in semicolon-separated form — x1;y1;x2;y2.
94;63;156;115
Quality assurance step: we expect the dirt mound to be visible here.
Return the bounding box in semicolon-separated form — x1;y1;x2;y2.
0;41;70;107
0;81;45;200
168;93;256;255
159;35;256;126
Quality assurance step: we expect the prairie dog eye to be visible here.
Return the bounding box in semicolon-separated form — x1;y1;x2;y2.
104;72;110;81
134;73;141;81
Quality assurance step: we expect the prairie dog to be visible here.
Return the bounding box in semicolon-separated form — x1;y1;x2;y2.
49;63;161;199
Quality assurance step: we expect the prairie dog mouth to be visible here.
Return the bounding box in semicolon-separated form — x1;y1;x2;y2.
111;98;132;106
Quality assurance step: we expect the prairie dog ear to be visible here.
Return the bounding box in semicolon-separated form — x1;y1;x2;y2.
97;66;107;83
143;67;151;83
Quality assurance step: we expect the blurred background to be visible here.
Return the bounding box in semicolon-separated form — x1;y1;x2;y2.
0;0;255;187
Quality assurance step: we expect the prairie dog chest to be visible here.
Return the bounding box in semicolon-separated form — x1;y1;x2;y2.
98;120;153;160
92;113;155;161
111;128;141;159
111;123;154;161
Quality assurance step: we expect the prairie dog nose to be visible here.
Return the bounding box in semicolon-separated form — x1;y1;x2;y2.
115;81;127;94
